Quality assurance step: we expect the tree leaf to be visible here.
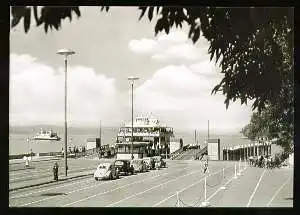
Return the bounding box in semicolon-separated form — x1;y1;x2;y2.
148;7;154;21
23;7;31;33
138;7;147;20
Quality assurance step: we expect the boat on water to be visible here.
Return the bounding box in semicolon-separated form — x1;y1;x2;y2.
33;128;61;141
115;116;174;159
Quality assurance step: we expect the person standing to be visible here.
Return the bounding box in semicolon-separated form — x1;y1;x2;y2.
25;156;29;168
53;162;59;181
204;157;209;173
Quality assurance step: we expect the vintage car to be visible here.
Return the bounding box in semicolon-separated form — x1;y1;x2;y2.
142;157;156;170
130;159;147;173
153;156;166;169
94;162;119;180
113;159;134;176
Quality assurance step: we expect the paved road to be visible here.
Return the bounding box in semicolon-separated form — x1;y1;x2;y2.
9;160;293;207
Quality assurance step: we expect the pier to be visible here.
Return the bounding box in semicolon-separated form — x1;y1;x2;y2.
222;141;272;161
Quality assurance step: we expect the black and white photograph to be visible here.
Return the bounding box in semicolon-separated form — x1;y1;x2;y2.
9;6;294;207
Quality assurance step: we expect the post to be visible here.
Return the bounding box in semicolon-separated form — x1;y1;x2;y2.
131;82;134;160
201;177;209;206
176;191;180;207
220;167;226;190
207;120;210;140
233;162;237;179
64;57;68;177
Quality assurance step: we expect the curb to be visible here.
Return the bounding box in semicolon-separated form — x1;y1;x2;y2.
9;158;62;165
9;172;93;192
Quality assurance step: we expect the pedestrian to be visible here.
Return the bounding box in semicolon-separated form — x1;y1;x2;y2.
53;162;59;181
25;156;29;168
204;157;209;173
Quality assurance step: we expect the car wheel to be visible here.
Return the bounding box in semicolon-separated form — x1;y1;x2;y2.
95;177;98;181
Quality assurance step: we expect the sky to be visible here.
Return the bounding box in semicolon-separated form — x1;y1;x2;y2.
9;6;253;133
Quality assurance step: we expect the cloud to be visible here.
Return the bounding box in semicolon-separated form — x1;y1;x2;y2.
128;30;204;62
9;53;118;126
135;64;253;132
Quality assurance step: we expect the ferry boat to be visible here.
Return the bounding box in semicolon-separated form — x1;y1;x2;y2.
115;116;174;159
33;128;61;141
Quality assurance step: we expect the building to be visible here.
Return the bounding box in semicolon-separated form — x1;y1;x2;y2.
169;138;182;154
86;138;101;151
207;139;221;160
116;116;174;159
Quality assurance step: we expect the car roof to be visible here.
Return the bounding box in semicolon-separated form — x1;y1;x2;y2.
97;163;111;167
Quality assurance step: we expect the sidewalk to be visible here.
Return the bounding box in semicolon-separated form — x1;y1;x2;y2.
9;156;61;165
9;169;94;192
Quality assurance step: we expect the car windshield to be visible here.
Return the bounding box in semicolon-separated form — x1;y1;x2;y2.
132;160;141;164
115;161;124;166
98;164;109;169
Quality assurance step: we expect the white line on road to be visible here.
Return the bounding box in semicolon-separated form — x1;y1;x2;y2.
246;169;266;207
20;166;189;207
267;176;292;207
63;173;168;207
9;166;95;181
10;177;94;199
153;165;233;207
107;166;224;207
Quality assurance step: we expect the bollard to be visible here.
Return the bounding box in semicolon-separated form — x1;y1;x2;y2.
233;163;238;179
176;191;180;207
237;158;242;175
244;158;247;170
201;177;209;206
220;168;226;190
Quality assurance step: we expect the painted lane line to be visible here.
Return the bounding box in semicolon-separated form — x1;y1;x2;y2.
246;169;266;207
21;166;190;207
153;164;233;207
10;166;95;181
107;166;228;207
9;177;94;199
9;164;87;176
11;163;186;198
267;176;292;207
62;173;168;207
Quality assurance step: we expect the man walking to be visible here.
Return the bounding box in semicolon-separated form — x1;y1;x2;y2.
53;162;59;181
204;157;209;173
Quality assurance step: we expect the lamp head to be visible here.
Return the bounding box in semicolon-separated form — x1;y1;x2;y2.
56;49;76;58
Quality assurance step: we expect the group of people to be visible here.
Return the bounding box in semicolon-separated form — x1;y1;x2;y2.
248;155;274;168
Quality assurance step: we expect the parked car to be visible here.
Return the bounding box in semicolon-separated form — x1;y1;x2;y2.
130;159;147;173
142;157;155;170
113;159;134;176
94;162;119;180
153;156;166;169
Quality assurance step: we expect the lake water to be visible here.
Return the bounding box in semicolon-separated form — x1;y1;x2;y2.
9;125;262;156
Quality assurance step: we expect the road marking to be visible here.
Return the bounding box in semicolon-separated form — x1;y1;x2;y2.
267;176;292;207
62;173;168;207
153;165;233;206
10;163;184;198
10;177;94;199
19;166;189;207
9;164;86;176
9;166;95;181
107;166;223;207
246;169;266;207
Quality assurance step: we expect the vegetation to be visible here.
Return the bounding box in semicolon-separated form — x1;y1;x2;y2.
10;6;294;153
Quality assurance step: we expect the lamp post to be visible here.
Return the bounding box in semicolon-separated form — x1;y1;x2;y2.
128;76;139;160
57;48;75;176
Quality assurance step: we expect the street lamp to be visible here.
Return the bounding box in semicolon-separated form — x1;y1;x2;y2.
128;76;139;160
56;48;75;176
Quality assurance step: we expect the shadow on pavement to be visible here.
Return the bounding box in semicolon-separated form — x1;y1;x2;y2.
40;192;67;196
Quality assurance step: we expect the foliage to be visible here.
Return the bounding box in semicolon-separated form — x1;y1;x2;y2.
10;7;294;152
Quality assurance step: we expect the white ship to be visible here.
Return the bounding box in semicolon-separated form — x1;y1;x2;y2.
115;116;174;159
33;128;61;141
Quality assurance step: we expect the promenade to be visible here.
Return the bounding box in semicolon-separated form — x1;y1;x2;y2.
9;158;293;207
